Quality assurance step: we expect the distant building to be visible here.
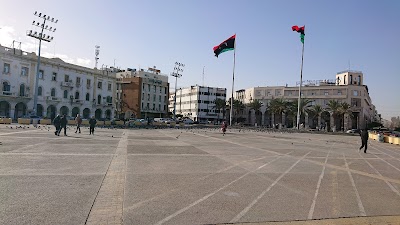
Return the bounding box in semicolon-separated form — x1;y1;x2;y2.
115;67;169;119
0;44;116;120
169;85;227;123
234;70;376;130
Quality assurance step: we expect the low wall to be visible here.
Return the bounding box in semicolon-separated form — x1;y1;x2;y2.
0;118;12;124
369;132;399;146
17;118;31;125
40;119;52;125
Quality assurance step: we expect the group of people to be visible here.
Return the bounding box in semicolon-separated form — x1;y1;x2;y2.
52;114;97;136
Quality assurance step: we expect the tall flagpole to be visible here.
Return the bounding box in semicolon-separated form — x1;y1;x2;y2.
230;35;236;126
296;40;305;129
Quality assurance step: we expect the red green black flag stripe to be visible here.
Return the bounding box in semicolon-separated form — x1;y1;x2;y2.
213;34;236;57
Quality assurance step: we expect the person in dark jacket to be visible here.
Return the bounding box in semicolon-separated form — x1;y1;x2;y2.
53;115;61;136
89;116;97;135
359;128;369;153
60;114;68;136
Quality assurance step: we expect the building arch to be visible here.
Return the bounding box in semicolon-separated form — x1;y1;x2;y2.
72;107;80;117
47;105;57;120
0;101;11;117
15;102;27;118
60;106;69;116
95;109;102;119
105;109;111;120
37;104;44;117
83;108;90;119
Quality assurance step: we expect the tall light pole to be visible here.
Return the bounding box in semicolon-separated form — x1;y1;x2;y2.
27;11;58;116
171;62;184;120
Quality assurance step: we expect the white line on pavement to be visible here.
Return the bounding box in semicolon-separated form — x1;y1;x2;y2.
344;154;366;216
153;151;294;225
308;148;331;219
230;151;311;223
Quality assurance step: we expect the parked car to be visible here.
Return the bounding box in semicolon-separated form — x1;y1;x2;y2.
183;118;194;124
346;129;359;134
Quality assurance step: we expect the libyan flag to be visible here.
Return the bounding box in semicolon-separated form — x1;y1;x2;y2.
213;34;235;57
292;25;305;43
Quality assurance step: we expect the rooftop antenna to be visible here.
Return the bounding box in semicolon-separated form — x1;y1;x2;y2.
348;59;351;71
202;66;205;86
95;45;100;69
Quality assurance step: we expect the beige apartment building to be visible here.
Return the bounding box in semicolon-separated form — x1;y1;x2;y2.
234;70;376;131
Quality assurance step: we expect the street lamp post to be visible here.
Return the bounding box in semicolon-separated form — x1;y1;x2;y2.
171;62;184;120
27;11;58;116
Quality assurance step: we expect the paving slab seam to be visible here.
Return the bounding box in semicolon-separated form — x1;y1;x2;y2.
181;130;400;185
230;151;312;223
85;131;127;225
343;154;367;216
154;151;295;225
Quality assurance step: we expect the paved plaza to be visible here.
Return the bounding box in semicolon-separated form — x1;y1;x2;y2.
0;125;400;225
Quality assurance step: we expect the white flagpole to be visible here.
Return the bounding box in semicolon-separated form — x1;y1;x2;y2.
296;39;305;129
230;35;236;126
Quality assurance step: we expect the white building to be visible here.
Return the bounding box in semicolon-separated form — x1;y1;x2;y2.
116;67;169;119
169;85;227;123
0;44;116;120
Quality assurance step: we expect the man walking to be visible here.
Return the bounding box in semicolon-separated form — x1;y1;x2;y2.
359;128;369;153
60;114;68;136
53;114;61;136
89;116;97;135
75;114;82;134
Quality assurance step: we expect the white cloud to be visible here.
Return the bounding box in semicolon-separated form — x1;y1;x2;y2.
0;26;91;68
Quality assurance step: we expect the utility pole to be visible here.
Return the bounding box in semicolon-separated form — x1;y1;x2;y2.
171;62;184;120
27;11;58;116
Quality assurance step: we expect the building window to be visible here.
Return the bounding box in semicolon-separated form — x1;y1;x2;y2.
164;105;166;110
51;88;56;97
344;75;346;84
141;102;143;109
64;75;69;82
87;79;91;87
21;67;29;76
75;91;80;99
153;104;155;110
76;77;81;85
86;93;90;101
160;87;162;93
353;90;358;96
52;72;57;81
159;95;161;102
358;75;361;85
98;81;102;89
148;84;150;92
108;83;112;91
153;94;156;101
146;103;149;109
154;85;156;93
39;70;44;79
158;104;161;111
338;90;342;95
2;82;10;93
350;75;353;84
147;94;150;101
3;63;10;73
324;91;329;96
38;86;43;96
64;90;68;99
142;83;145;90
164;87;167;94
97;95;101;104
19;84;25;96
142;93;144;100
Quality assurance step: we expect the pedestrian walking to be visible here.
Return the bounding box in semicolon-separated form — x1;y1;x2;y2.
89;116;97;135
221;121;227;136
75;114;82;133
359;128;369;153
60;114;68;136
53;114;61;136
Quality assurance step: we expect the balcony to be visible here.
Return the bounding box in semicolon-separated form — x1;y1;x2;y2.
46;96;61;101
1;91;14;96
61;81;73;88
72;99;83;105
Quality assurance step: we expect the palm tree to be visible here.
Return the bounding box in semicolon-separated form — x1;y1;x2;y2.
326;100;341;131
269;98;288;126
227;99;245;123
338;102;353;131
247;99;263;124
291;98;313;127
307;104;324;129
213;98;226;123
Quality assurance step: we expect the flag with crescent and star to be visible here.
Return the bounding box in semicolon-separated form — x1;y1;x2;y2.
213;34;235;57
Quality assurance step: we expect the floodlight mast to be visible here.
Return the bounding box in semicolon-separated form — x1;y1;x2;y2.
27;11;58;116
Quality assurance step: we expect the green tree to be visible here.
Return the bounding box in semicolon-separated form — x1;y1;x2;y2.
269;98;288;126
338;102;353;130
307;104;324;128
326;100;341;130
228;99;245;123
247;99;263;125
213;98;227;123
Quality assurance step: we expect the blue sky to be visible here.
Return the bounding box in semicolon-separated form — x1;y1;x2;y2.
1;0;399;119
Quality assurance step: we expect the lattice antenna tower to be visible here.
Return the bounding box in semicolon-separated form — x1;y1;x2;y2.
95;45;100;69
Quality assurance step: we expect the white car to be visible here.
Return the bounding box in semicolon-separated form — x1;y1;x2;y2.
183;118;194;124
